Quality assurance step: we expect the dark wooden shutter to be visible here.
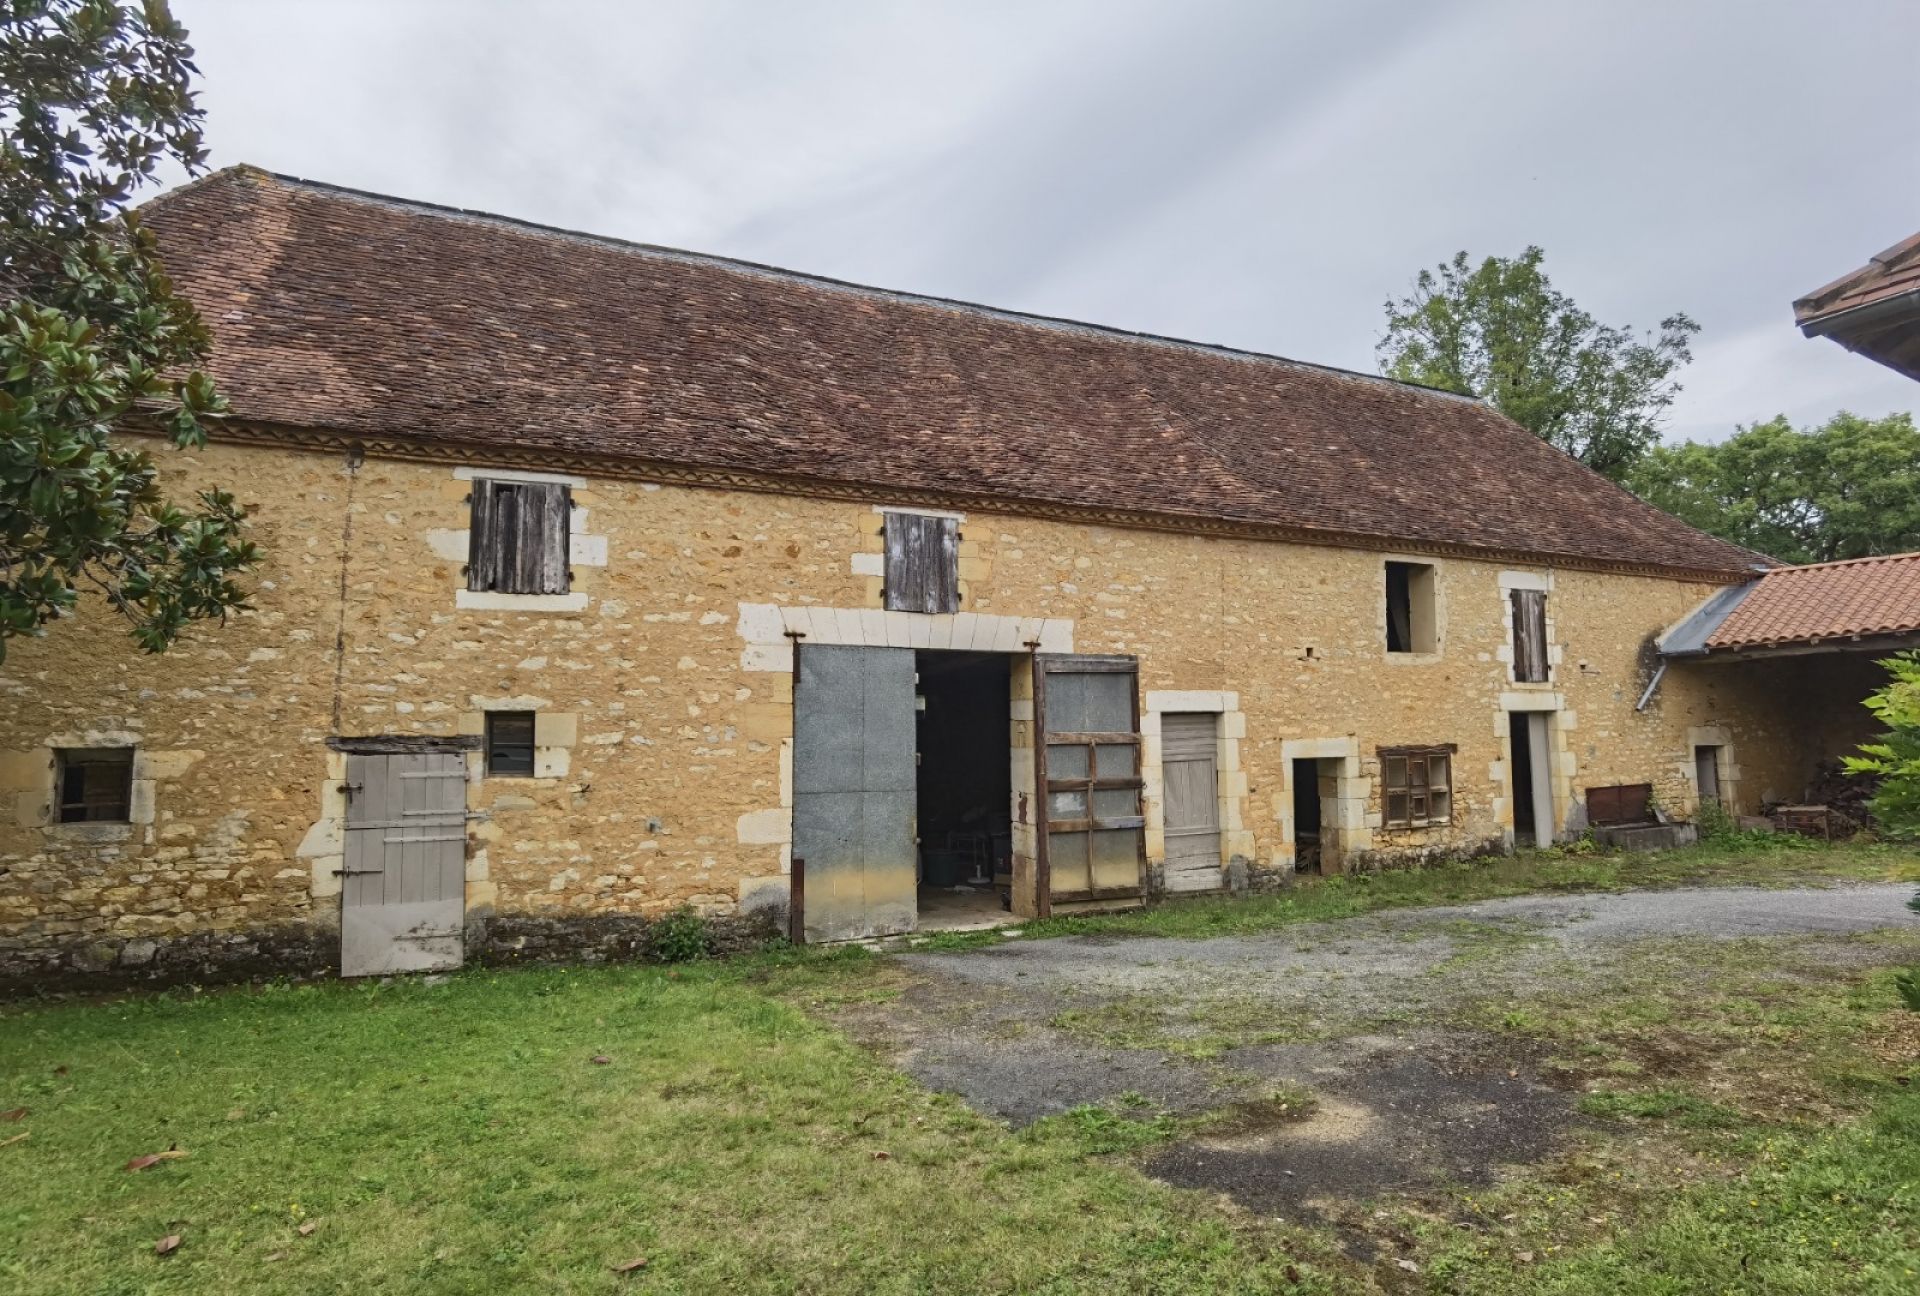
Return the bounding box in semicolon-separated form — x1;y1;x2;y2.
469;480;570;594
1511;589;1549;682
883;513;959;614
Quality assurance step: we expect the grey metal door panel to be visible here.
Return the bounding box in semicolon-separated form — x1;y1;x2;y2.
793;646;917;942
340;751;467;977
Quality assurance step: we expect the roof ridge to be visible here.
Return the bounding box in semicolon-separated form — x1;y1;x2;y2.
1761;550;1920;575
204;165;1482;407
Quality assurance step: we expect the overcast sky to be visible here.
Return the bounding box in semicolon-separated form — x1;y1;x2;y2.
168;0;1917;444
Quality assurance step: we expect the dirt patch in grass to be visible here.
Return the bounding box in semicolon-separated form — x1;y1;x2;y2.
1146;1031;1578;1231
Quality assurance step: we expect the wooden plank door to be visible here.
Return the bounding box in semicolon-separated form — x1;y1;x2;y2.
339;752;468;976
1160;712;1223;892
792;645;918;942
1035;654;1145;913
1525;712;1554;847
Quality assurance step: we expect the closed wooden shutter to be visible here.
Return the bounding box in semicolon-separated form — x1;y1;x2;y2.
1511;589;1549;683
468;480;570;594
883;513;959;614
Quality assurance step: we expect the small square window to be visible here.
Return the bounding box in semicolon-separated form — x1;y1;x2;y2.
56;748;134;823
485;712;537;777
1380;747;1451;829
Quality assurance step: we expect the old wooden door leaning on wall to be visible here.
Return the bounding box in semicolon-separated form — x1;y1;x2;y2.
339;750;468;976
1159;712;1223;892
791;644;918;942
1036;654;1147;913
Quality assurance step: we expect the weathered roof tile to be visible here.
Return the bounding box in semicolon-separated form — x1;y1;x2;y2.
141;167;1761;578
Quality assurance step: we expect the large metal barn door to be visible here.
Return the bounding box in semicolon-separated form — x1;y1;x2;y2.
792;645;917;942
1036;654;1146;914
1160;712;1223;892
340;752;467;976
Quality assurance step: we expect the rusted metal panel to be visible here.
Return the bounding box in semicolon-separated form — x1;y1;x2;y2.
791;644;917;941
883;512;959;614
339;751;467;977
468;479;570;594
1587;783;1654;827
1511;589;1549;682
1038;654;1145;904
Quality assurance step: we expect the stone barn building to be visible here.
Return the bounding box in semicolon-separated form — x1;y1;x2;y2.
0;168;1828;986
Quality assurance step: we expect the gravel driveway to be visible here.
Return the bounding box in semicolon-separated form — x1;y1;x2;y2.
831;883;1920;1221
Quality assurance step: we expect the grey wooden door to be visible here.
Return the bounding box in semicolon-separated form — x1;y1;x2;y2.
340;752;468;976
792;645;917;942
1036;654;1145;912
1160;712;1223;892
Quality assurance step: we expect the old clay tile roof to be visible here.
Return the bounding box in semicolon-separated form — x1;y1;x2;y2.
1705;551;1920;651
1793;228;1920;382
140;166;1762;579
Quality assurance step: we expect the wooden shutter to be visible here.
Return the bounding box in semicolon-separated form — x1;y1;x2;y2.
1511;589;1549;682
883;513;959;614
468;480;570;594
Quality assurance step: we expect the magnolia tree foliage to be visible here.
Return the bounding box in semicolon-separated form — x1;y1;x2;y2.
1845;651;1920;843
1377;247;1699;481
0;0;254;660
1630;412;1920;566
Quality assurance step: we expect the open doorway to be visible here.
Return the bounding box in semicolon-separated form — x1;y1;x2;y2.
1509;711;1554;848
1694;745;1724;811
915;651;1012;931
1292;757;1329;873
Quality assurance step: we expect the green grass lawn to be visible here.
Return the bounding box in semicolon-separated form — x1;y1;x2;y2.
2;841;1918;1293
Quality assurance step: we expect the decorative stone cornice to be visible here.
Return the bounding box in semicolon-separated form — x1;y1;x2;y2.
128;418;1748;586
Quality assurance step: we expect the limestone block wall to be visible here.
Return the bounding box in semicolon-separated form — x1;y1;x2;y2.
0;436;1799;981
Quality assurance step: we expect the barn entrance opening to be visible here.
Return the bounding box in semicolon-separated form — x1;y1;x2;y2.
914;651;1012;931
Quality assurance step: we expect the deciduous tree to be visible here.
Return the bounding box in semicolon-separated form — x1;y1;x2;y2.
0;0;255;660
1630;412;1920;565
1377;247;1698;480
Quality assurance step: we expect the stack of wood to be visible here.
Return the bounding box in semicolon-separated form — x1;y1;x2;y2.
1771;760;1880;837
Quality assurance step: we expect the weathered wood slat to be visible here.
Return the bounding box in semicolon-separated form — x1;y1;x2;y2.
883;513;958;614
1512;589;1549;682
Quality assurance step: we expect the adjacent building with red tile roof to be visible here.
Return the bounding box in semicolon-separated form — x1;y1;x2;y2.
1794;229;1920;382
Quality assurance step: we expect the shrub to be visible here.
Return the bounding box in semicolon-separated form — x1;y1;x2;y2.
645;906;712;964
1894;967;1920;1014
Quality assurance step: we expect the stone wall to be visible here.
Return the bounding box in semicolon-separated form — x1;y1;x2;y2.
0;437;1799;985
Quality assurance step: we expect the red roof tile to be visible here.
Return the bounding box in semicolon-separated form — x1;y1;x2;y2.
1705;551;1920;650
139;167;1762;578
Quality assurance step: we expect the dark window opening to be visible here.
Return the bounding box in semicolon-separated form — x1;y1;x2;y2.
57;748;134;823
884;512;960;614
485;711;537;777
1385;561;1437;654
468;479;570;594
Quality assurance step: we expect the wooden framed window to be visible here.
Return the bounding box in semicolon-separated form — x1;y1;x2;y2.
1511;589;1549;682
1381;746;1452;829
468;479;570;594
56;748;134;823
882;512;959;614
485;711;537;777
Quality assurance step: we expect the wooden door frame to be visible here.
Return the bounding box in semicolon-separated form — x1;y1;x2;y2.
1032;653;1146;918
